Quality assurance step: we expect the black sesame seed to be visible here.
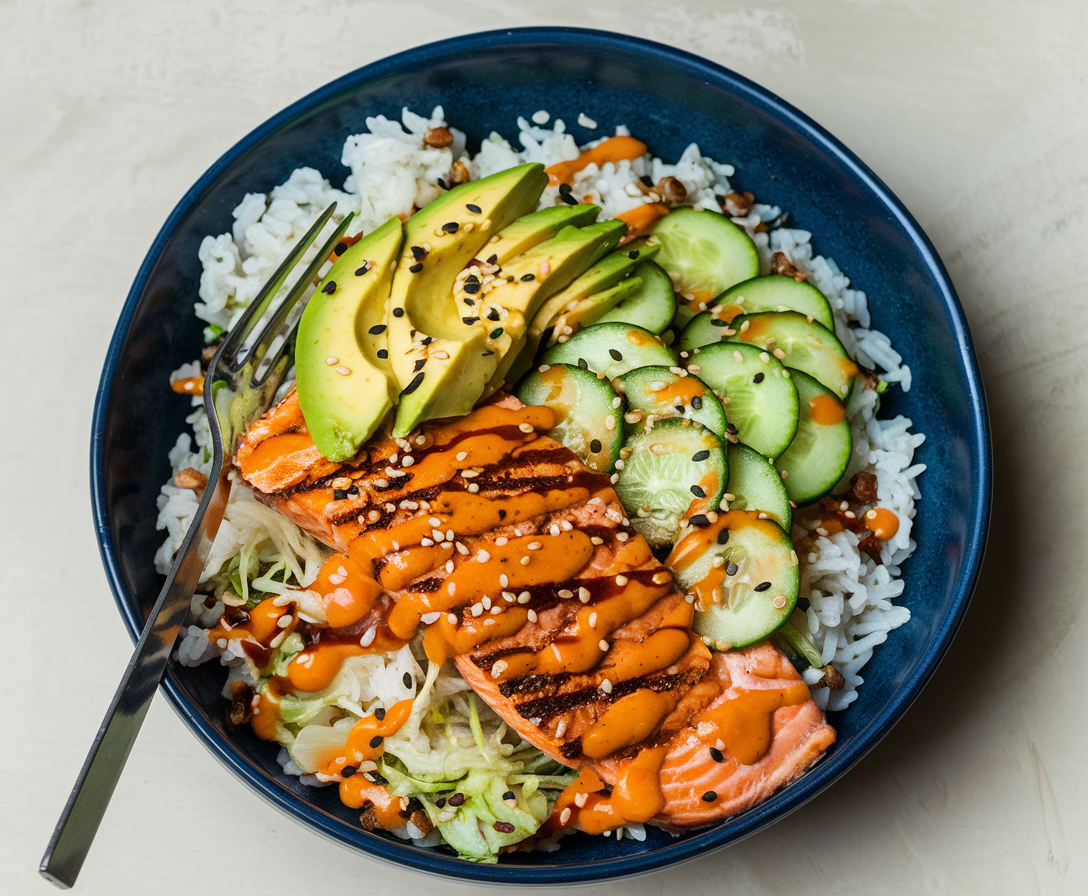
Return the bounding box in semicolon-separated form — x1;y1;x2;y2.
437;178;448;190
333;488;348;500
462;316;480;325
691;395;703;410
334;242;348;256
490;328;504;339
376;349;388;359
690;485;706;498
355;265;370;276
726;423;738;434
487;308;500;321
520;273;536;282
502;790;516;801
442;222;459;233
711;318;728;328
347;485;359;496
374;707;386;720
448;793;465;807
692;449;710;462
393;307;405;318
797;597;811;612
465;273;480;284
369;735;384;749
409;262;423;273
577;358;589;370
341;765;358;777
717;530;730;545
753;372;765;384
410;245;426;261
494;821;516;834
413;359;426;372
487;254;498;264
464;282;480;294
726;561;739;576
627;250;640;259
464;298;476;306
368;324;387;335
754;581;772;592
689;514;710;527
466;203;482;214
560;193;579;205
590;439;603;453
709;747;724;763
558;183;573;196
701;790;718;803
608;348;623;361
401;372;425;395
435;797;446;808
482;350;494;356
421;336;434;346
403;672;413;688
640;174;654;187
674;405;686;415
321;280;337;294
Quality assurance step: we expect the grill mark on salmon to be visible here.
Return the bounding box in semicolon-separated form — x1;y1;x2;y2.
232;388;835;833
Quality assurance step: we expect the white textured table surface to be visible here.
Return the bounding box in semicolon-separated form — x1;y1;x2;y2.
3;1;1086;893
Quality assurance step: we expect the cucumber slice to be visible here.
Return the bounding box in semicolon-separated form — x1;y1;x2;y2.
688;342;799;459
774;370;853;506
727;311;859;399
713;275;835;330
649;208;759;327
680;309;739;353
595;260;677;334
725;443;793;531
514;363;623;473
667;511;799;649
614;419;727;545
616;366;728;439
541;322;677;379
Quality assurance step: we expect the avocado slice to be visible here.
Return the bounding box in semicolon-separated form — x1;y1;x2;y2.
505;240;660;382
387;163;549;435
294;216;403;461
485;204;601;264
480;219;628;389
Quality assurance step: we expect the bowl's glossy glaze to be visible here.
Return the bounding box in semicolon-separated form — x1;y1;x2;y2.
91;27;990;884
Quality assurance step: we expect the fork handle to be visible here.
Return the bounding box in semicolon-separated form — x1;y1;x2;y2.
40;473;230;888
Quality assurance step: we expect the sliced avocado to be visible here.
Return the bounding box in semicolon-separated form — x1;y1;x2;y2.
294;216;403;460
387;163;548;435
505;240;660;382
484;204;601;265
480;219;628;389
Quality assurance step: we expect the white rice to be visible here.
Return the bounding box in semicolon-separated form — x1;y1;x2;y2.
162;107;921;723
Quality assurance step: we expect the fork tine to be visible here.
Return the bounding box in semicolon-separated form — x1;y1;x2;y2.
249;211;355;386
219;202;338;372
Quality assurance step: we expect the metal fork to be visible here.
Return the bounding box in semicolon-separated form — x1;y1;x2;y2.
40;203;354;889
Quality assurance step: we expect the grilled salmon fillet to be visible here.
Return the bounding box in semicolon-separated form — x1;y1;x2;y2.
233;387;834;831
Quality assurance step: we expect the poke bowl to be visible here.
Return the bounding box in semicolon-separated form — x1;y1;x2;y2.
91;26;990;885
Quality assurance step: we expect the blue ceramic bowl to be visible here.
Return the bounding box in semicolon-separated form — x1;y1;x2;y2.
91;27;990;885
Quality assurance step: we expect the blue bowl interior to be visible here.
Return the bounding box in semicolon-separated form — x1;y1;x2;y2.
93;28;989;885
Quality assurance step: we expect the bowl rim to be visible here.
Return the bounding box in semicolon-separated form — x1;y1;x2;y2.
90;25;992;885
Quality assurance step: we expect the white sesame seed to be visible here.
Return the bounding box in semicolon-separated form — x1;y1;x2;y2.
455;542;469;555
588;611;598;627
467;483;480;493
652;571;671;584
538;364;551;373
649;381;666;391
598;639;609;652
560;807;572;825
325;356;339;366
561;520;573;531
335;366;352;376
527;541;542;550
476;549;491;562
445;559;455;573
733;350;744;363
574;791;588;808
590;536;604;545
615;574;628;586
519;422;535;433
558;589;573;599
471;603;483;617
490;605;502;615
520;556;531;565
461;469;479;478
499;573;509;587
600;678;612;694
359;628;376;647
456;451;468;462
579;587;591;603
421;611;441;624
518;591;531;604
496;537;508;547
432;529;444;541
612;396;622;408
492;660;508;678
447;613;458;624
420;538;434;547
610;473;619;484
616;532;629;542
